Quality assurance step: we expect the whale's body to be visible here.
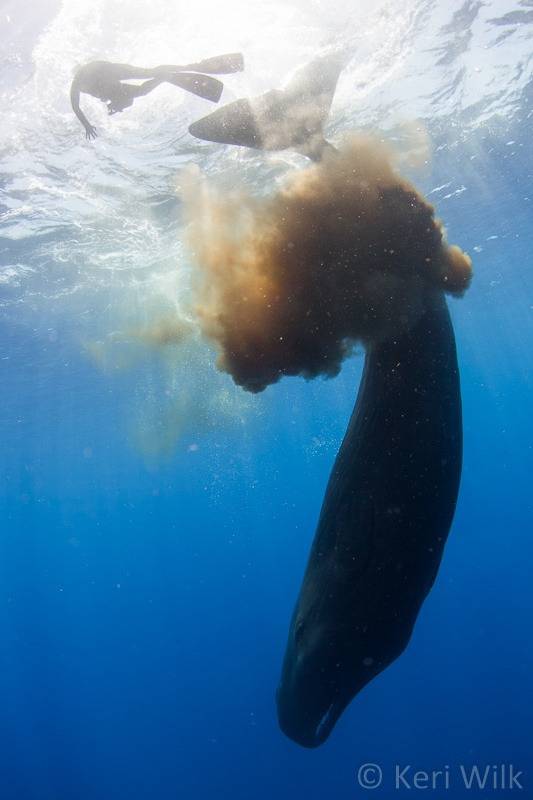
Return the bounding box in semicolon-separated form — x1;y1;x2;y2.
277;292;463;747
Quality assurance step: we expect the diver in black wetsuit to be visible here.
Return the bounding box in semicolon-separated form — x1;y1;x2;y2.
70;54;244;140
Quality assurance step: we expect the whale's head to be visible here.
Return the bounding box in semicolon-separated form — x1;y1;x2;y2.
275;575;408;748
276;610;353;747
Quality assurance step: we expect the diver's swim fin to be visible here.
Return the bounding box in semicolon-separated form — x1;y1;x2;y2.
180;53;244;75
167;72;224;103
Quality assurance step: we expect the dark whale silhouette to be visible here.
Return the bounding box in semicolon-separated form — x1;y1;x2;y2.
276;291;463;747
185;68;468;747
188;53;345;161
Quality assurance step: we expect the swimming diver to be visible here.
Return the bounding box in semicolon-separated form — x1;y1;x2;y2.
188;52;346;161
70;53;244;140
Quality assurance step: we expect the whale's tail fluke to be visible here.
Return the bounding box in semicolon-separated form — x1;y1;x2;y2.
188;53;345;159
189;97;263;148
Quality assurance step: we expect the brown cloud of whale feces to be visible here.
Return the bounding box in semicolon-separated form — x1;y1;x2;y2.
184;136;472;393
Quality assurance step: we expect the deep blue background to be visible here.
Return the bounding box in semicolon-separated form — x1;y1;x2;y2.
1;18;532;800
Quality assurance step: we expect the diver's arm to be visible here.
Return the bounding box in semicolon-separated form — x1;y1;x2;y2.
70;81;97;140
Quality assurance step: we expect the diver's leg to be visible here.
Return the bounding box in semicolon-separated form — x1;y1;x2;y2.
107;63;166;80
159;54;244;74
111;64;199;80
112;72;223;105
107;83;138;114
128;77;165;97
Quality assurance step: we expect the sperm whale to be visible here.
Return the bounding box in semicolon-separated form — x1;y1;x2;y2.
183;133;471;749
276;290;463;747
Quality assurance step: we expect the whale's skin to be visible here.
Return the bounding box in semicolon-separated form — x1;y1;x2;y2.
276;292;463;748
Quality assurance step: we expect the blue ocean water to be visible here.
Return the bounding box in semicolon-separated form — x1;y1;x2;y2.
1;1;532;798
